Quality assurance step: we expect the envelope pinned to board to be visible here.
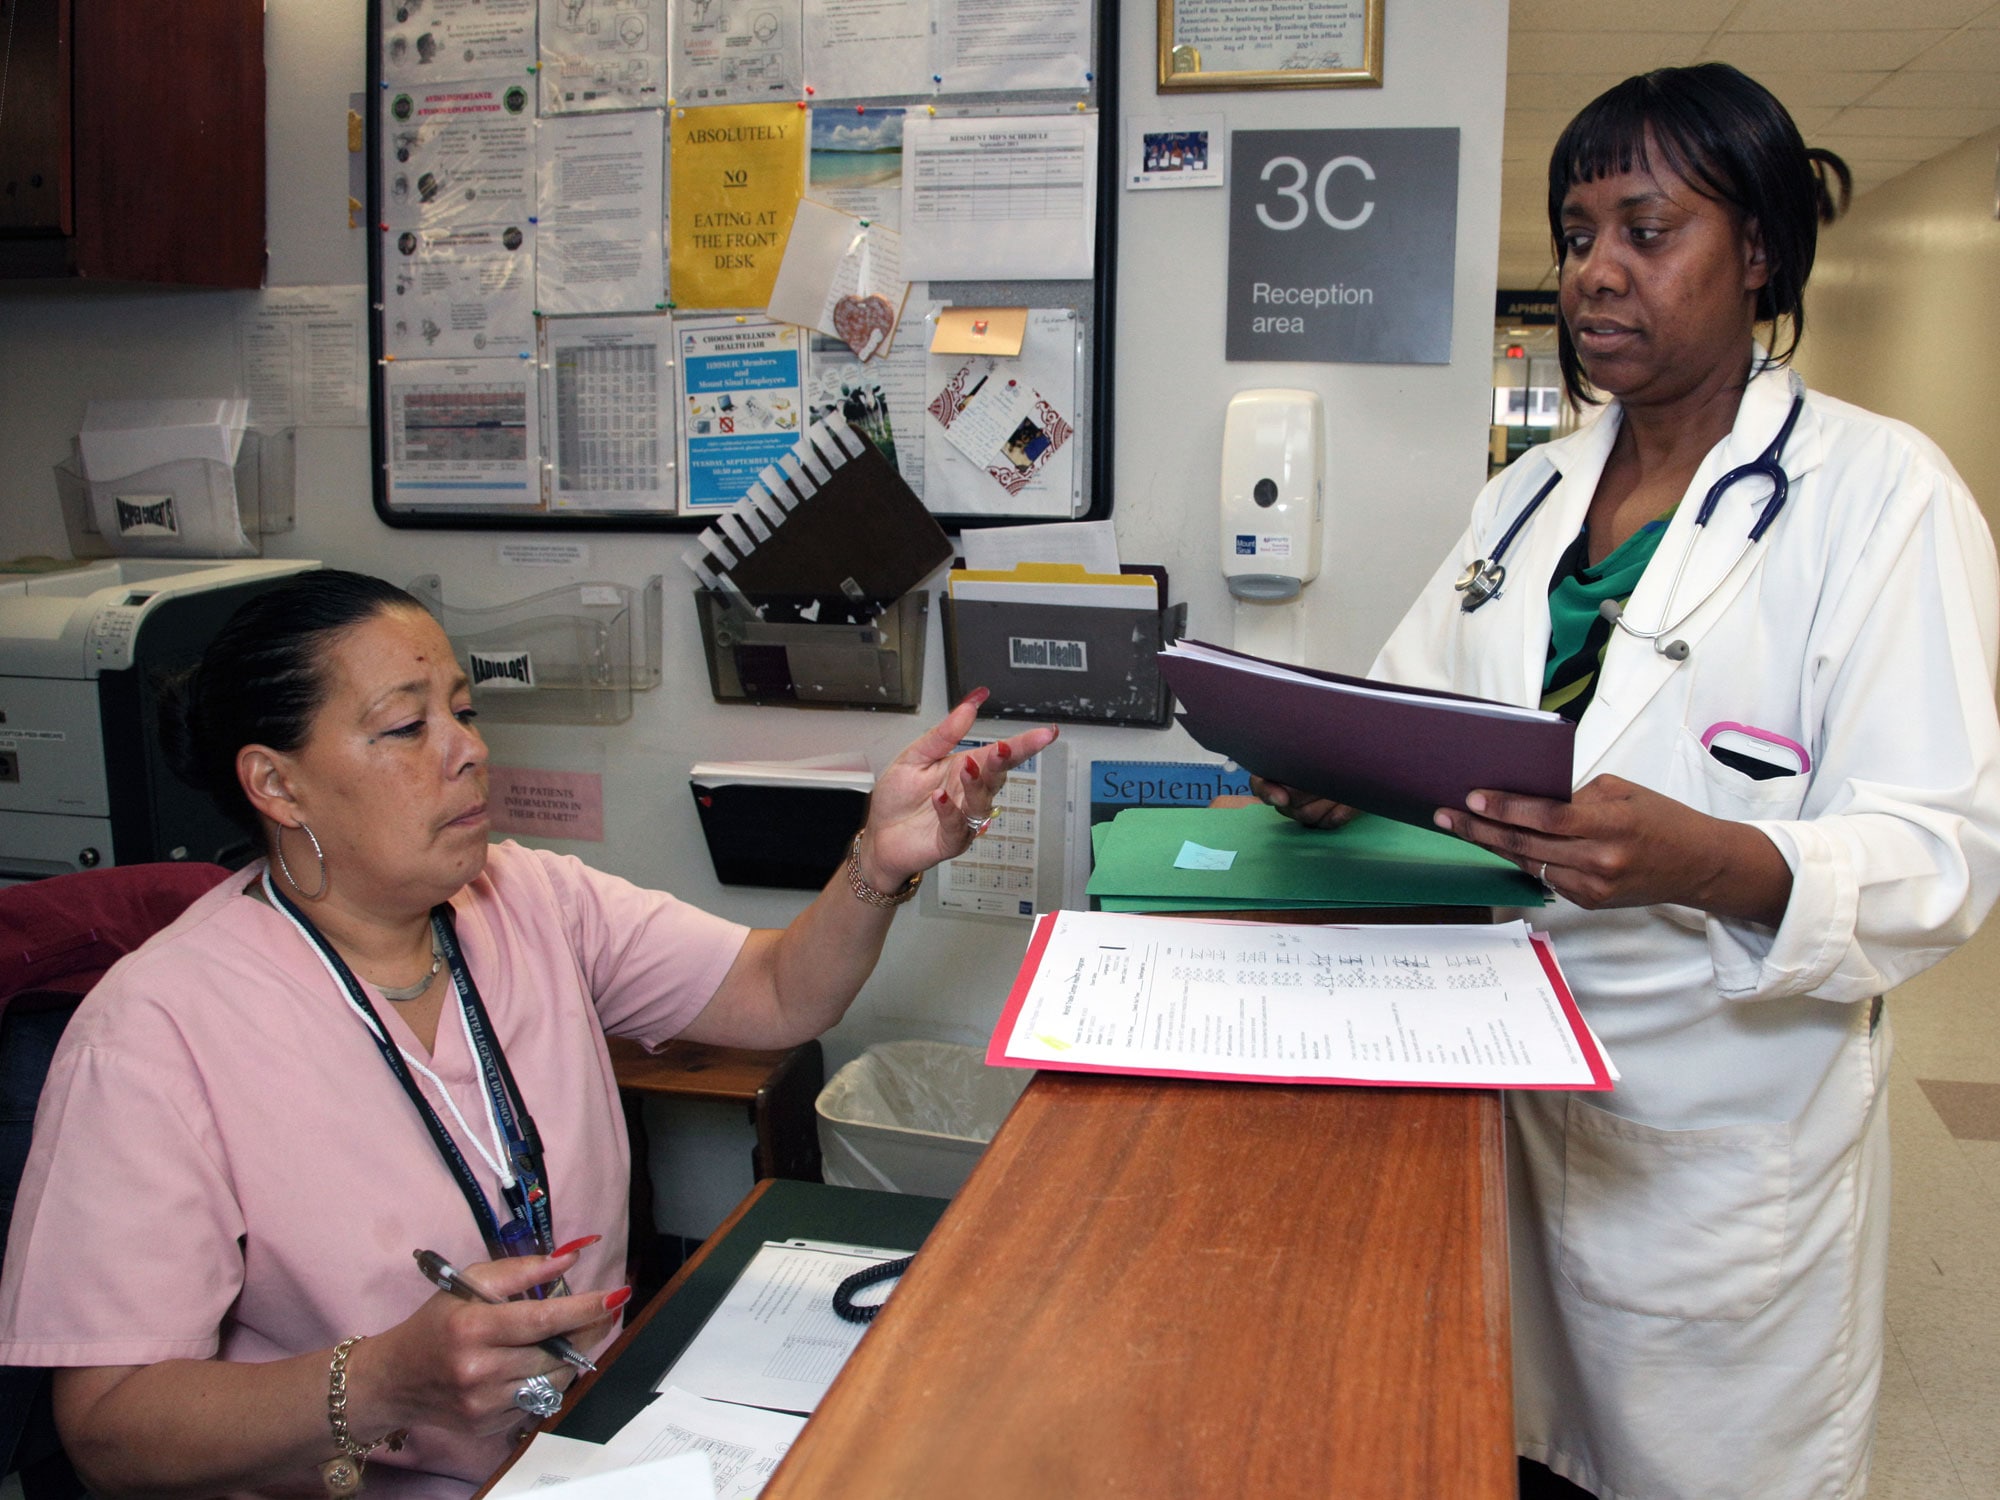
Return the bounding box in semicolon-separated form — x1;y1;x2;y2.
930;306;1028;357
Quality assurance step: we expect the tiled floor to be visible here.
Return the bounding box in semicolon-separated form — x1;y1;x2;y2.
1873;913;2000;1498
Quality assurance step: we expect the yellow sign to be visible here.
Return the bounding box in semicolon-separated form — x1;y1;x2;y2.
669;103;806;311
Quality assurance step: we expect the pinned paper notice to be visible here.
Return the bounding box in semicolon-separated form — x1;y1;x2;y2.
488;766;606;842
766;199;909;360
931;306;1027;356
1174;841;1237;871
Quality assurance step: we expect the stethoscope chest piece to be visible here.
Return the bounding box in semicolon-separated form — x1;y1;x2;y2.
1454;558;1506;612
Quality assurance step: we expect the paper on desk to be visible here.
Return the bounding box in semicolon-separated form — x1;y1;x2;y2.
602;1386;805;1500
988;910;1615;1091
484;1433;620;1496
498;1449;714;1499
655;1241;901;1412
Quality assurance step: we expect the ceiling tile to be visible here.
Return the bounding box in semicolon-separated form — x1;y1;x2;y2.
1728;0;1988;28
1864;70;2000;108
1904;26;2000;68
1746;70;1894;109
1504;72;1630;113
1509;31;1711;74
1510;0;1737;31
1704;30;1950;72
1822;104;2000;136
1815;133;1966;163
1848;162;1929;197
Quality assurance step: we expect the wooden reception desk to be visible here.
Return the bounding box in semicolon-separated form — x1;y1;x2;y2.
758;1068;1514;1499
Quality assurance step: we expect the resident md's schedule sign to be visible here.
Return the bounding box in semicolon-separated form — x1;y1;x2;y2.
1227;128;1461;365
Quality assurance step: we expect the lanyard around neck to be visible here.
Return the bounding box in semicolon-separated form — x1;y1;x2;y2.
261;870;554;1261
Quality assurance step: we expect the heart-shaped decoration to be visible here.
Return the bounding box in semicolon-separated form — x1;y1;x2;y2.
832;293;898;361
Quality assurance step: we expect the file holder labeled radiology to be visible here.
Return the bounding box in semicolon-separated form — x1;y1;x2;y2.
941;568;1185;729
408;575;663;726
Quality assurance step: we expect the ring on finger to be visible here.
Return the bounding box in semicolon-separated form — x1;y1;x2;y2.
513;1374;563;1418
1538;860;1551;887
963;811;996;835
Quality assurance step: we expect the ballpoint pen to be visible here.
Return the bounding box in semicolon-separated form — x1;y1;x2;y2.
412;1249;599;1374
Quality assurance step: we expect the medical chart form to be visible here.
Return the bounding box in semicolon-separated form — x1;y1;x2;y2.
899;113;1097;281
990;911;1613;1090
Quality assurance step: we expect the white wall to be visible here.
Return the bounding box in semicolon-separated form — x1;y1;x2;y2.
0;0;1507;1081
1795;126;2000;536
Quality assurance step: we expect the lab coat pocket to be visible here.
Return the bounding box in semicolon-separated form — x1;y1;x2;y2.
1558;1096;1790;1321
1672;727;1809;822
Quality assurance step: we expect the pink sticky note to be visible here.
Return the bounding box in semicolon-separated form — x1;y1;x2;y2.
487;766;605;843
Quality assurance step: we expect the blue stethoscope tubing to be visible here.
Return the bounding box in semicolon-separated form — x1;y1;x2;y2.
1455;389;1806;617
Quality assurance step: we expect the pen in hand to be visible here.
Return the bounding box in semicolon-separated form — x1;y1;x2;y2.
412;1249;599;1374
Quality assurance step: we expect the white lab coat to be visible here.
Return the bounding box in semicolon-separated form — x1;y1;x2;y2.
1372;361;2000;1500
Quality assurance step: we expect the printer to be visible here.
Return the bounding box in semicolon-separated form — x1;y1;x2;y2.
0;558;317;880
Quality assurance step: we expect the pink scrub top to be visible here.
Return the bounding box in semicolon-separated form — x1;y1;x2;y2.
0;841;749;1498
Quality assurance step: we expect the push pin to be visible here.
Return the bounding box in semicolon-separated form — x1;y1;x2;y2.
972;319;989;335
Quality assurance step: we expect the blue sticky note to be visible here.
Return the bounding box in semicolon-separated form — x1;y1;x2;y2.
1173;840;1237;872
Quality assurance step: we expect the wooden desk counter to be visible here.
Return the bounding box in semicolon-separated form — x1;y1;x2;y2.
762;1071;1514;1499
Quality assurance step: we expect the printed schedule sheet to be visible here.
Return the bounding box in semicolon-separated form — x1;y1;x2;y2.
989;911;1614;1090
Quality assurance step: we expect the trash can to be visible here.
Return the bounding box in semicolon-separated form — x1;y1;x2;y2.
815;1040;1030;1196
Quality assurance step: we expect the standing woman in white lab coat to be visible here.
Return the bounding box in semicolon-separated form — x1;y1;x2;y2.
1257;64;2000;1500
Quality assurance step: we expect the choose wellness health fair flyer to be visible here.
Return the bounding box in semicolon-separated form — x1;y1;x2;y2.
677;317;806;509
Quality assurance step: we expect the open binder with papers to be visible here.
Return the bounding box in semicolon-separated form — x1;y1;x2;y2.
1158;640;1575;829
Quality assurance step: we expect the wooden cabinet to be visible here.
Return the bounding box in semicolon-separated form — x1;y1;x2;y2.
0;0;264;286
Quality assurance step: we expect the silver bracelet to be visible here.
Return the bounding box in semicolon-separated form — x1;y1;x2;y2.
320;1336;405;1497
845;831;921;908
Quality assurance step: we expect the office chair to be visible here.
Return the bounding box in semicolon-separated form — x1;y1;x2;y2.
0;862;231;1500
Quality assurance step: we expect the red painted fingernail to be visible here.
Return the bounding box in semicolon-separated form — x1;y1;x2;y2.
962;760;978;780
935;789;950;805
551;1235;601;1258
959;686;990;709
604;1286;633;1312
994;744;1011;761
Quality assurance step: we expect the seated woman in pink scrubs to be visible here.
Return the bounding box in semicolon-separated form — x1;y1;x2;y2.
0;569;1055;1500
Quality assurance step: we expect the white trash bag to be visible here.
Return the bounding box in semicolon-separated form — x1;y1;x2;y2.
815;1040;1030;1197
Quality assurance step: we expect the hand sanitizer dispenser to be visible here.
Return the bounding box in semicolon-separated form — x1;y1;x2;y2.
1221;390;1323;662
1221;389;1323;599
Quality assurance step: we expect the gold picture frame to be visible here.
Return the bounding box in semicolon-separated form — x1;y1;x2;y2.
1158;0;1384;92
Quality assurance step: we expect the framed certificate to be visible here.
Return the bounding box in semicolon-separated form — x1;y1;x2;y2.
1158;0;1383;92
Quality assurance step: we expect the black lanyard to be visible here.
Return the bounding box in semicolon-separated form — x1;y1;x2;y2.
265;876;555;1265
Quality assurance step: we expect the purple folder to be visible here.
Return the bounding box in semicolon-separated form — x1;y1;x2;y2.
1158;640;1575;830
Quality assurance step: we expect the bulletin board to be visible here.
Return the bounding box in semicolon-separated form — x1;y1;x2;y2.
366;0;1119;534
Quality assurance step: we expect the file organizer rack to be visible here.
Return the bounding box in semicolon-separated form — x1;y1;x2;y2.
941;588;1187;729
408;574;662;726
53;428;297;560
694;589;927;711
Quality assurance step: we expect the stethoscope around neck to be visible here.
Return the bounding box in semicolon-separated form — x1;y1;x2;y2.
1454;388;1805;661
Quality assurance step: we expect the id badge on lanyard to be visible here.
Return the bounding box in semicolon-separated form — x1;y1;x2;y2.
264;873;567;1295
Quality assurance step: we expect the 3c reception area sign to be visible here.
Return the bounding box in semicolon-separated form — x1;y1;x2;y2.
1226;128;1460;365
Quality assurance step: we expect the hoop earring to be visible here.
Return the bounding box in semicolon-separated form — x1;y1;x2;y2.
276;822;329;900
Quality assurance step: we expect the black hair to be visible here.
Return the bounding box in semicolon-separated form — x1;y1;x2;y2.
1547;62;1851;406
158;570;424;835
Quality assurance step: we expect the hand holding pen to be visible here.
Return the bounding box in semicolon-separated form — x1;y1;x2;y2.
413;1248;604;1374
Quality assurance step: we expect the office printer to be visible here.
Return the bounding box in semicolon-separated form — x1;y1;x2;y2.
0;558;317;880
